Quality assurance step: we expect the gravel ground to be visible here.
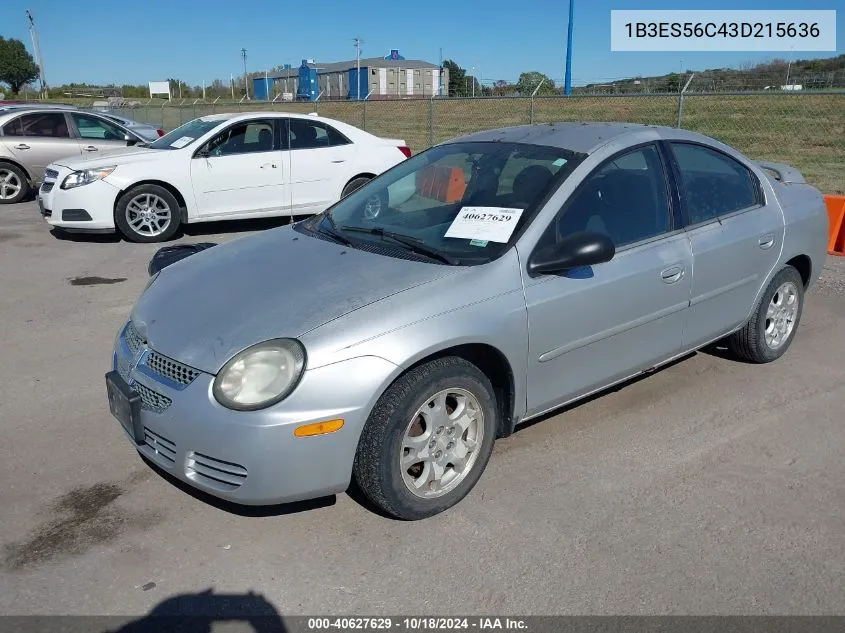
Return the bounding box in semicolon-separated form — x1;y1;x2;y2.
1;200;844;621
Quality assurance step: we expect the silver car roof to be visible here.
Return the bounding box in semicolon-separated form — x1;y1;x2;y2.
449;121;715;155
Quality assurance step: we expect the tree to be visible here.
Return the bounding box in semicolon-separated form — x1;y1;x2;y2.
515;72;555;96
442;59;467;96
0;37;39;94
492;79;512;96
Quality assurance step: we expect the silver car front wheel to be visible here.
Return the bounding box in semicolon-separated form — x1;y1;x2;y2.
354;356;498;520
400;388;485;498
0;164;28;204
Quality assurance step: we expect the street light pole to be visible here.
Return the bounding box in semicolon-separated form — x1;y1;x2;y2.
241;48;249;99
564;0;574;96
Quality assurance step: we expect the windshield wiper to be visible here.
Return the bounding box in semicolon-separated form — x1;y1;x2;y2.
315;214;354;246
340;225;459;265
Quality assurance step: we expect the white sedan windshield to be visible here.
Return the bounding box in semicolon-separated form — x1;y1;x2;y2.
149;118;222;150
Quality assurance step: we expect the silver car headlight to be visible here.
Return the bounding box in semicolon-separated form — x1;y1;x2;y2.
60;166;116;189
213;339;306;411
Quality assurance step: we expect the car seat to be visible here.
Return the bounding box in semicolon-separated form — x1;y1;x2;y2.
511;165;554;206
257;128;273;151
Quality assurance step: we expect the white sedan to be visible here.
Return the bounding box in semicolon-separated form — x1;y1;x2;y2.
37;112;412;242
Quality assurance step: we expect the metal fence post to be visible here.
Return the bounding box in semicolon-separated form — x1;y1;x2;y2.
530;96;535;124
428;96;434;147
676;73;695;128
362;99;367;131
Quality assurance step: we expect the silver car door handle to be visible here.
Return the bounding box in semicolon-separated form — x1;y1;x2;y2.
331;159;346;163
14;143;31;150
660;266;684;284
260;163;278;169
82;145;98;152
758;234;775;249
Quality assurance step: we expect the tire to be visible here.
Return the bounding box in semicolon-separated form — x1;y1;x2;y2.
341;176;372;198
0;163;30;205
353;357;498;520
114;184;182;243
729;265;804;363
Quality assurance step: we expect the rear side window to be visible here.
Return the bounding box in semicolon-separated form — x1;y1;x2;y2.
670;142;760;225
3;112;70;138
288;119;351;150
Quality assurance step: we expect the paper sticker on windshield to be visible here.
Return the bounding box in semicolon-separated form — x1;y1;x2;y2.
445;207;524;243
469;239;488;247
553;158;568;167
170;136;194;148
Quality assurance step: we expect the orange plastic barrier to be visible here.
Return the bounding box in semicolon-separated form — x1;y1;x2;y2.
416;165;467;203
826;195;845;256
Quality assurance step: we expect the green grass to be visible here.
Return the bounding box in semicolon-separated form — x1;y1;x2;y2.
94;94;843;194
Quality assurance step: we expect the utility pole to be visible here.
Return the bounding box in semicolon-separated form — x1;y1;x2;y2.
439;47;443;96
353;37;364;99
230;73;235;100
26;9;48;98
241;48;249;99
564;0;574;96
785;45;795;87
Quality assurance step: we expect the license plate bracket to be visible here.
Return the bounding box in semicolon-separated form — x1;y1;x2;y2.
105;371;144;445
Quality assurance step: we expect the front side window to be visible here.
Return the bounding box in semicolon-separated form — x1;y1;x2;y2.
297;141;584;265
204;121;275;156
71;113;126;140
4;113;70;138
552;145;671;249
670;142;760;224
289;119;350;150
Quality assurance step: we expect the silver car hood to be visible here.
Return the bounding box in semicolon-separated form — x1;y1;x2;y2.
131;225;460;374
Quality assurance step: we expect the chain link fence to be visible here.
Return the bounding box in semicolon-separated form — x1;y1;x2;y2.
109;92;844;194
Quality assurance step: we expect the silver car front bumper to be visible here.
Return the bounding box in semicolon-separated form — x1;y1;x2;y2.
110;323;398;505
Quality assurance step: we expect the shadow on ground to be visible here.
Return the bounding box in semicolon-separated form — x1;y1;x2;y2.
48;216;294;244
103;589;287;632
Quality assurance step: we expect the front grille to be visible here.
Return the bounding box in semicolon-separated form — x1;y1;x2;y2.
144;428;176;463
186;451;248;491
121;322;199;389
44;168;59;180
147;351;199;386
40;181;54;193
134;381;172;412
124;322;143;355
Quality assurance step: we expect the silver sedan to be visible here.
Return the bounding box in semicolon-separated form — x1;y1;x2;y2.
107;122;828;519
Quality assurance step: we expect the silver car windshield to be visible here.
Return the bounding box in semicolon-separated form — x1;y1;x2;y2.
305;142;584;265
149;118;221;150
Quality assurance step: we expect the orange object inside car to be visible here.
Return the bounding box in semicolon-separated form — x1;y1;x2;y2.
416;165;467;203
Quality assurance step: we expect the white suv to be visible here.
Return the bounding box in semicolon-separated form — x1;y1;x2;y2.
38;112;411;242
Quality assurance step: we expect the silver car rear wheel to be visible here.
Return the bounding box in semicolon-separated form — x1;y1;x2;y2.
764;281;799;350
400;388;484;499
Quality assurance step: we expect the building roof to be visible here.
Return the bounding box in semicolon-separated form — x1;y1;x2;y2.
264;58;440;79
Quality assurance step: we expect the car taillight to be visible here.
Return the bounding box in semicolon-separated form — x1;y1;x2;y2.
156;129;166;137
398;146;412;158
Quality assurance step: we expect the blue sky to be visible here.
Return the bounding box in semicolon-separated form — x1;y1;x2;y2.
3;0;842;87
